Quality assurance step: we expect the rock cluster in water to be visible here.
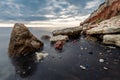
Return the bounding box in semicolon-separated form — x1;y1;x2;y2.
8;23;43;57
52;26;82;38
84;14;120;47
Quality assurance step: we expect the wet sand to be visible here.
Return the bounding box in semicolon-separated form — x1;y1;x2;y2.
0;27;120;80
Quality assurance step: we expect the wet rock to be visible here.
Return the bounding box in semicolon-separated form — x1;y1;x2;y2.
54;41;64;50
106;46;116;49
58;56;62;59
85;36;98;42
103;67;108;70
80;65;86;70
86;16;120;35
50;35;68;42
11;54;37;78
8;23;44;57
41;35;51;40
103;34;120;47
52;26;82;38
99;59;104;63
35;52;48;62
80;47;84;50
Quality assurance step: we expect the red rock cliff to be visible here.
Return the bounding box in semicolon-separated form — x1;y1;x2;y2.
81;0;120;25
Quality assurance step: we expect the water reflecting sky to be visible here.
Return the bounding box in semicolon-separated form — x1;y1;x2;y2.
0;27;120;80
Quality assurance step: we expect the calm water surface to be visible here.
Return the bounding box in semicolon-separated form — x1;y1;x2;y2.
0;27;120;80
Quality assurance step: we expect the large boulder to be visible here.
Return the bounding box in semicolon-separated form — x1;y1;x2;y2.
103;34;120;47
8;23;43;57
52;26;82;38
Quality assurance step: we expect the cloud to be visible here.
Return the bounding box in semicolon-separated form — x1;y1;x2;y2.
84;0;101;9
0;0;104;27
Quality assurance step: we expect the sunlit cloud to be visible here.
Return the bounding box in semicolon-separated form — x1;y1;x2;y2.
0;0;104;27
84;0;103;9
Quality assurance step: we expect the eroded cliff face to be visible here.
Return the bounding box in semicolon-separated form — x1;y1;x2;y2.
81;0;120;26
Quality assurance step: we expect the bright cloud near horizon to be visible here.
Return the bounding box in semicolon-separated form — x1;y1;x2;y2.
0;0;104;27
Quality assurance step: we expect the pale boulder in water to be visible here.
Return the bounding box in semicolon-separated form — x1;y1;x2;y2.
50;35;68;42
103;34;120;47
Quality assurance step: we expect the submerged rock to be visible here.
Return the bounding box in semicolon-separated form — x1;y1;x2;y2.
50;35;68;42
52;26;82;38
41;35;51;40
54;41;64;50
8;23;43;57
103;34;120;47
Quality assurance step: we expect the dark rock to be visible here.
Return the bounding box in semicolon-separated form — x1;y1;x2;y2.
11;54;37;78
8;23;43;57
41;35;51;40
52;26;82;38
88;52;93;54
54;41;64;50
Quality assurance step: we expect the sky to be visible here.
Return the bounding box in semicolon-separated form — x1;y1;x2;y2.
0;0;105;27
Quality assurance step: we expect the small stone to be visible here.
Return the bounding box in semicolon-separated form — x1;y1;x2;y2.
99;52;102;55
99;59;104;63
81;47;84;50
28;66;31;70
41;60;43;63
103;67;108;70
58;56;62;59
80;65;86;70
107;46;116;49
16;70;20;74
88;52;93;54
106;62;109;64
35;52;48;62
23;71;26;74
85;48;87;50
107;50;111;53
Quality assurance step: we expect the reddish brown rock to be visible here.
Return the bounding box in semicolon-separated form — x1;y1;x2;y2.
81;0;120;26
8;23;43;57
54;41;64;50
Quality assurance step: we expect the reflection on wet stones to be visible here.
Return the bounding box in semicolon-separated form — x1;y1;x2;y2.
10;54;37;78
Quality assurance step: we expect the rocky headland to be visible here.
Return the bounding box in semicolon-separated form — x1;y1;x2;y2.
52;0;120;47
81;0;120;47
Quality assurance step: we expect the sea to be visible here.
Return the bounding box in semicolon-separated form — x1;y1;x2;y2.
0;27;120;80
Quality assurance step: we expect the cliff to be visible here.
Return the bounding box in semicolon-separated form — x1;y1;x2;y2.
81;0;120;25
